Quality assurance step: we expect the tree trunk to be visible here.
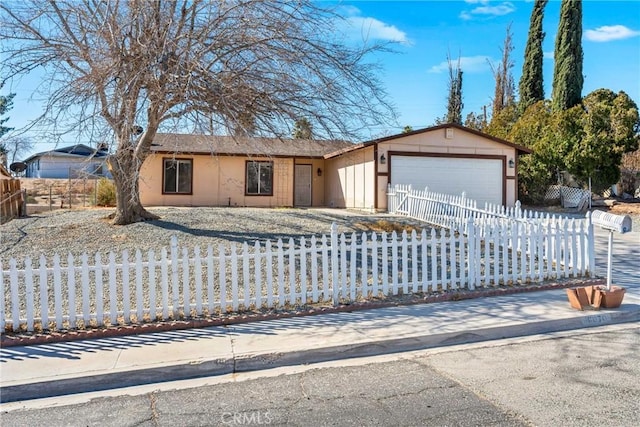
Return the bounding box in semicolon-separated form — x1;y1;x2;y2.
109;149;159;225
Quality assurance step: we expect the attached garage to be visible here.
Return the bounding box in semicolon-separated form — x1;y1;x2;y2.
324;123;532;211
389;154;504;206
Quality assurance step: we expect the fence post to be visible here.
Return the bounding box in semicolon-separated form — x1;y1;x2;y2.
330;222;339;306
21;189;27;217
0;260;4;332
466;218;476;290
586;211;596;277
170;235;179;317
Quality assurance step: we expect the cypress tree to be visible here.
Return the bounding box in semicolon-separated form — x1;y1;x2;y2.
445;55;463;124
551;0;583;111
519;0;548;114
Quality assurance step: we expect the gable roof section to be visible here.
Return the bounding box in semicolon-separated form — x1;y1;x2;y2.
324;123;533;159
151;133;354;158
24;144;108;163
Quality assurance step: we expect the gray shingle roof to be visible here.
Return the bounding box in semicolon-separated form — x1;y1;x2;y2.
151;133;354;158
24;144;109;163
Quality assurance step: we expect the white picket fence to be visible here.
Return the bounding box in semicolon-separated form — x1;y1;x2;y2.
386;184;595;276
2;208;594;333
388;184;543;231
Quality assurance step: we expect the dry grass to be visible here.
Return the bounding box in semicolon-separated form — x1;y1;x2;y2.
352;219;422;234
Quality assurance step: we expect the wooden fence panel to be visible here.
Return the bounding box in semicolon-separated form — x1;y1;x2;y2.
1;179;24;223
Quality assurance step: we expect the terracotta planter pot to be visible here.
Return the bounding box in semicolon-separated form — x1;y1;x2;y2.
597;286;626;309
566;285;601;310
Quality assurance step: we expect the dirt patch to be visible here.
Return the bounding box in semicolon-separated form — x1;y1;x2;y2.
525;200;640;219
608;201;640;216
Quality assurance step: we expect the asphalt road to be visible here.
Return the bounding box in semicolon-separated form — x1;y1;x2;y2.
427;325;640;427
2;324;638;427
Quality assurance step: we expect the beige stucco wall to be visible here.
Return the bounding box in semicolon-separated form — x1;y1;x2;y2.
140;128;521;209
140;154;318;207
324;146;375;209
294;158;326;206
376;127;520;207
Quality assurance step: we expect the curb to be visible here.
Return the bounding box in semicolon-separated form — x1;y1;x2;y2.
2;298;637;404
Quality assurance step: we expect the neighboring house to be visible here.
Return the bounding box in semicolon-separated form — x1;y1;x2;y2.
139;124;532;210
24;144;110;179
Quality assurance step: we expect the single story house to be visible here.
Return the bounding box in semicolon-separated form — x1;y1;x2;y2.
139;124;532;210
140;134;352;208
24;144;111;179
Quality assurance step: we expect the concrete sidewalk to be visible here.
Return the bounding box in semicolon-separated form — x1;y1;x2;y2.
2;286;638;404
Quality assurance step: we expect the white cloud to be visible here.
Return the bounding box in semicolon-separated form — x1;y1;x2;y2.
471;2;516;16
584;25;640;42
346;16;410;44
460;1;516;20
338;6;410;45
337;5;361;17
429;56;493;73
543;51;554;60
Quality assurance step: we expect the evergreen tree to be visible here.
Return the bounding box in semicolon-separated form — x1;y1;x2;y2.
0;83;16;164
518;0;548;114
551;0;583;111
292;117;313;139
0;82;15;138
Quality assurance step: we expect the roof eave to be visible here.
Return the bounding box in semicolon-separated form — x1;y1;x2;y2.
326;123;533;156
150;149;328;159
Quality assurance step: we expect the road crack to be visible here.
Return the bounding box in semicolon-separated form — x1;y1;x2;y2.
228;326;237;373
149;391;160;426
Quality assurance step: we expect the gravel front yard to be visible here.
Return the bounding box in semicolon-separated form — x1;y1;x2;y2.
0;207;425;263
2;207;432;332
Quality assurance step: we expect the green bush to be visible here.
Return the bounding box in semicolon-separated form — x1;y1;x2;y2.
95;178;116;206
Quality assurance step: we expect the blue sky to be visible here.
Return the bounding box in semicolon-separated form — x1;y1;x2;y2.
335;0;640;132
3;0;640;158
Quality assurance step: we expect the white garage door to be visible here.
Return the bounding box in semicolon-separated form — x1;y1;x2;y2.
391;156;503;206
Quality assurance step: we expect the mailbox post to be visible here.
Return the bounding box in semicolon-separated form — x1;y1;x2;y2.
590;210;633;291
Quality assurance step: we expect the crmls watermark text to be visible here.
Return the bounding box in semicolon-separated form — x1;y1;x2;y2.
221;411;273;425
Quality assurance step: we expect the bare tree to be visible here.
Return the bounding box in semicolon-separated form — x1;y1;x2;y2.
1;136;36;164
0;0;395;224
489;24;516;117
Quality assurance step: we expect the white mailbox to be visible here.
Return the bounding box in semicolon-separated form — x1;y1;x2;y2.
591;210;633;290
591;210;632;233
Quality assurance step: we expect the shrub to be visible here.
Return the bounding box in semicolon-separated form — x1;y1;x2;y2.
95;178;116;206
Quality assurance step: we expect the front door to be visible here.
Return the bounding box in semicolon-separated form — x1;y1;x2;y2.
294;164;312;207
